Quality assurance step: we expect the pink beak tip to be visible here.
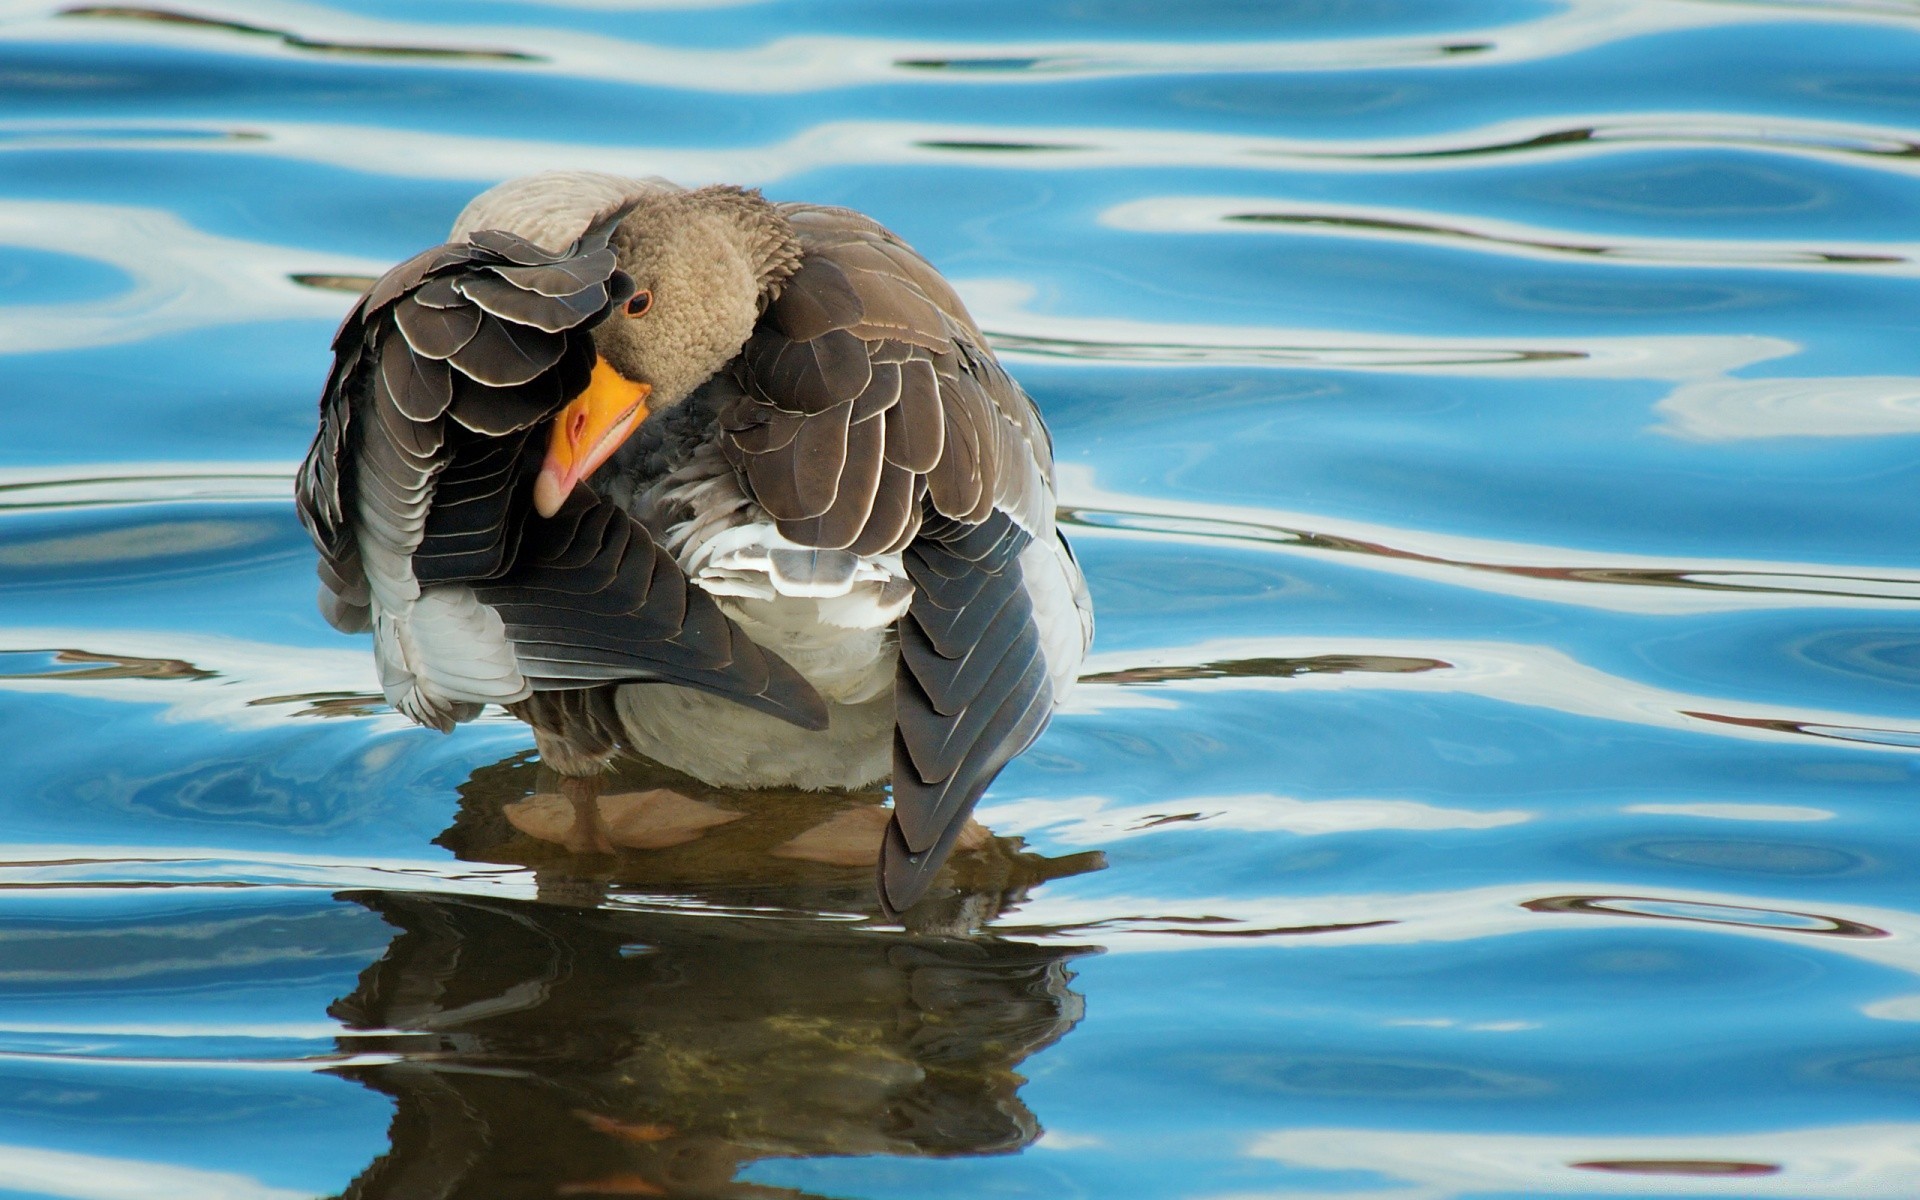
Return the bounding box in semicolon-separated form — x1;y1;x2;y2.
532;467;571;519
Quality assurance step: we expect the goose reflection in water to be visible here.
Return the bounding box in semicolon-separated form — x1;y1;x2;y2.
324;751;1104;1200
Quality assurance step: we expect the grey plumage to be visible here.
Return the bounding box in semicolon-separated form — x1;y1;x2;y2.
296;173;1091;914
475;488;824;730
884;510;1055;912
297;196;826;737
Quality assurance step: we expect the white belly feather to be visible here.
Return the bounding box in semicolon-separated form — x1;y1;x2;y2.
607;443;1090;792
614;675;896;791
611;453;910;790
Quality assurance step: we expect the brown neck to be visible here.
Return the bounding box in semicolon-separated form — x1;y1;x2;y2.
683;185;802;302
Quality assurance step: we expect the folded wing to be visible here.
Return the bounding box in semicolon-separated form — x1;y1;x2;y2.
717;205;1092;911
295;207;825;734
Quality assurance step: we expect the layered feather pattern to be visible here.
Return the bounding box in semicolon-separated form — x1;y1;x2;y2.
299;180;1087;914
701;204;1090;911
296;201;826;736
882;510;1056;913
718;204;1056;560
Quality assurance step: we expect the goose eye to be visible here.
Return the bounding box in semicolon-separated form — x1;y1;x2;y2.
624;289;653;318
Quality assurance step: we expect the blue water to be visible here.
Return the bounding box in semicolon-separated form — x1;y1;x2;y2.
2;1;1919;1196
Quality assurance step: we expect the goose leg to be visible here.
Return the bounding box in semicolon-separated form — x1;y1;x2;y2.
559;773;616;855
509;698;623;857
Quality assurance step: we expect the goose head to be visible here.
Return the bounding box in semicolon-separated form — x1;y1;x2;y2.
455;178;801;518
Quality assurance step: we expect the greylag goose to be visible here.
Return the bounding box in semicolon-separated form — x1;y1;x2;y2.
296;171;1092;912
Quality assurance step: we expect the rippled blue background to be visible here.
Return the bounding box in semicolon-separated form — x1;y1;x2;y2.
2;1;1920;1196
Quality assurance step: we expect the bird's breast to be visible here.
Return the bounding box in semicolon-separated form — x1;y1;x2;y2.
607;446;911;789
608;587;899;790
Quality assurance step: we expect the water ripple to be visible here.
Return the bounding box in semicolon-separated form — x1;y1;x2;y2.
1059;469;1920;612
0;465;295;510
1250;1125;1920;1198
1524;894;1888;937
1107;196;1919;275
14;111;1920;195
22;0;1920;89
0;201;373;354
1073;633;1920;755
1006;882;1920;971
58;5;542;61
1259;112;1920;172
968;283;1803;376
1;2;1917;1194
0;625;379;727
0;648;214;681
1655;375;1920;439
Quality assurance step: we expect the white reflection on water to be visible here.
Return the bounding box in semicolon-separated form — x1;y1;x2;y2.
1103;195;1920;276
1247;111;1920;175
0;520;269;567
968;280;1801;376
8;0;1917;90
0;201;377;355
0;2;1487;90
0;464;297;511
1625;802;1836;822
1242;1123;1920;1198
0;856;538;898
985;793;1530;843
1059;464;1920;614
1382;1017;1538;1031
1008;880;1920;974
10;110;1920;190
0;1142;306;1200
1655;374;1920;439
1069;633;1920;754
1861;994;1920;1021
0;625;387;729
0;1019;343;1038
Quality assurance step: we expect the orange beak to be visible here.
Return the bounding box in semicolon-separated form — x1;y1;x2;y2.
532;357;651;518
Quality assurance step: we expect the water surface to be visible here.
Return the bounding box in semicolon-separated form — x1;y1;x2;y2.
2;1;1920;1196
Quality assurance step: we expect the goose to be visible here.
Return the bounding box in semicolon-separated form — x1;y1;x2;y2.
296;171;1092;913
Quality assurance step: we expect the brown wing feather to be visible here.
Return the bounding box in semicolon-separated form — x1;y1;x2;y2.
296;203;826;735
299;218;621;623
712;205;1070;911
720;205;1055;554
475;488;826;731
780;402;886;550
880;510;1055;914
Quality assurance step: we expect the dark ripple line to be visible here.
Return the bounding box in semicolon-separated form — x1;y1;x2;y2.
59;5;541;62
1000;915;1399;939
1277;121;1920;166
1573;1160;1779;1177
0;125;267;145
1682;710;1920;749
1063;504;1920;605
915;139;1090;154
989;330;1585;368
0;647;214;681
1225;209;1905;268
0;1047;400;1069
247;689;386;718
899;45;1494;74
1083;653;1447;686
291;272;375;295
1525;895;1888;938
1078;650;1920;754
0;471;293;512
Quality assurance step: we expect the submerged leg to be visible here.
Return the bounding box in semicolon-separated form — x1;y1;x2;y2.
506;693;624;858
506;691;738;856
559;773;615;855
